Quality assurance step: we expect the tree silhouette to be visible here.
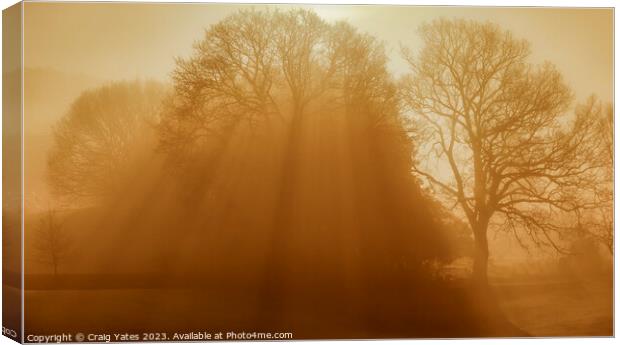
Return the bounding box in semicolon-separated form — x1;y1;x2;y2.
401;18;603;283
34;208;71;276
158;9;404;215
48;80;166;202
158;9;449;324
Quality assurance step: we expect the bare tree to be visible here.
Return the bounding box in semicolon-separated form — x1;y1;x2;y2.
401;19;603;283
159;8;414;319
159;9;403;234
158;9;341;158
159;9;397;167
48;80;166;202
158;10;279;160
34;208;71;276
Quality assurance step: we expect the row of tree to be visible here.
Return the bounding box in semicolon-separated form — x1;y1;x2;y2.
46;10;612;284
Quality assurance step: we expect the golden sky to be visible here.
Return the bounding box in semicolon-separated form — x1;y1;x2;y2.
24;3;613;102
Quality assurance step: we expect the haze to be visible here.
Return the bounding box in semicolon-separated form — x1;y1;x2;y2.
25;4;612;102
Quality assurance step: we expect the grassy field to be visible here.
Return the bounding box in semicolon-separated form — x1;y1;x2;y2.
493;278;613;337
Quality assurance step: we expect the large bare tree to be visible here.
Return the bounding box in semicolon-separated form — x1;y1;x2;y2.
158;8;399;208
401;19;603;283
158;9;341;159
159;8;426;321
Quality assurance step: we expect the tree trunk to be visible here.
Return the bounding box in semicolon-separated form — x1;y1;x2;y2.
472;224;489;285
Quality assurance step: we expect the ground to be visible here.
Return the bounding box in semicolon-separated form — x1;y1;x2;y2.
16;274;612;339
493;277;613;336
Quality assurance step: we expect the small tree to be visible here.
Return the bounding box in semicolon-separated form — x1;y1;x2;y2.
401;18;603;284
34;209;71;276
